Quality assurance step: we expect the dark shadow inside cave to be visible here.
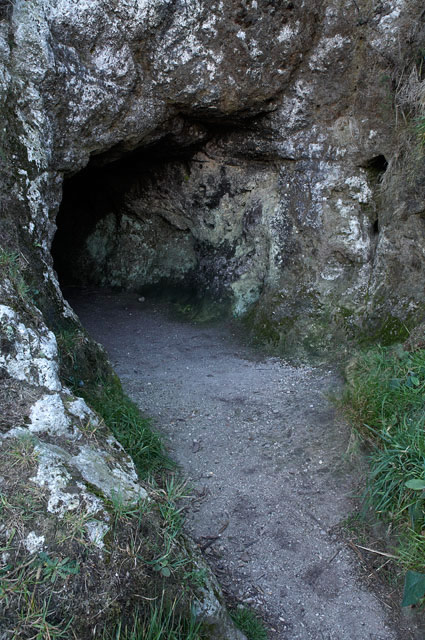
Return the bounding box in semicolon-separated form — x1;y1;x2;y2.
52;139;201;292
52;137;235;320
52;117;278;321
51;130;260;321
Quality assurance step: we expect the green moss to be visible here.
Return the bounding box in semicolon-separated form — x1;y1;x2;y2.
359;316;411;347
242;293;347;361
242;286;424;361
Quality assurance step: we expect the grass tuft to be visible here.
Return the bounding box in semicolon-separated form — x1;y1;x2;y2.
230;606;268;640
0;246;31;302
103;594;203;640
80;378;171;477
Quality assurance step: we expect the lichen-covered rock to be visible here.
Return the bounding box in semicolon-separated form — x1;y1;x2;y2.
0;1;424;354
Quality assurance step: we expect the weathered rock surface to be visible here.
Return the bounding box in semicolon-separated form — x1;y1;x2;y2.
1;0;424;352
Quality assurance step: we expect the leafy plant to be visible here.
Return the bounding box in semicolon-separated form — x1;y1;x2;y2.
183;568;208;590
37;552;80;583
402;571;425;607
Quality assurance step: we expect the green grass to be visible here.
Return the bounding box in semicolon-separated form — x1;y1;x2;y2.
79;378;171;477
56;327;172;477
103;595;203;640
417;114;425;145
230;607;268;640
0;246;31;302
342;344;425;605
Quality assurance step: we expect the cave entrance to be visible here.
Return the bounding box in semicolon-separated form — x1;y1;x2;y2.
52;137;271;320
52;142;230;319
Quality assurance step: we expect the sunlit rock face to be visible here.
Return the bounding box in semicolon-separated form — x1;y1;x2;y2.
2;0;425;352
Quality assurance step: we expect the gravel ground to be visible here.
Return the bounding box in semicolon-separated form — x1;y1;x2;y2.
68;288;421;640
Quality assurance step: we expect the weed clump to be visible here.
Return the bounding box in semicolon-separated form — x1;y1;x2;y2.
230;606;268;640
102;595;203;640
0;246;32;303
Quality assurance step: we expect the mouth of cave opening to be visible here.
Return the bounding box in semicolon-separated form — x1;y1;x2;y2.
51;142;240;321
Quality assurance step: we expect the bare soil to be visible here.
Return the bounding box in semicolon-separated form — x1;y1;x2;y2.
67;288;421;640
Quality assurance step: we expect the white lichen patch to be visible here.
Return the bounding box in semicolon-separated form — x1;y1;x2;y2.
65;397;98;425
333;199;370;260
308;35;350;72
277;22;299;44
72;445;148;502
31;442;108;518
24;531;45;554
320;264;345;281
106;435;125;451
0;305;61;391
345;175;372;204
31;443;78;515
84;519;109;548
29;393;73;437
247;39;262;59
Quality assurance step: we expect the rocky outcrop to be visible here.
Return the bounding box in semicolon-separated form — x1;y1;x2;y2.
2;1;425;353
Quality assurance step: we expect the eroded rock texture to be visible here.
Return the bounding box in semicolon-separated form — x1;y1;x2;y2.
1;0;425;354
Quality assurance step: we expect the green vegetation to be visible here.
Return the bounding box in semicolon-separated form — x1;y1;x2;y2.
359;316;411;347
0;437;75;639
103;595;203;640
56;327;171;477
0;428;214;638
80;378;170;477
342;343;425;606
0;247;31;302
230;607;268;640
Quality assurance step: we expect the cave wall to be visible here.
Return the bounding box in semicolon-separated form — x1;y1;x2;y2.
1;0;424;343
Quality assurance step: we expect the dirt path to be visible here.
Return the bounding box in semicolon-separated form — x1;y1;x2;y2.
68;288;415;640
